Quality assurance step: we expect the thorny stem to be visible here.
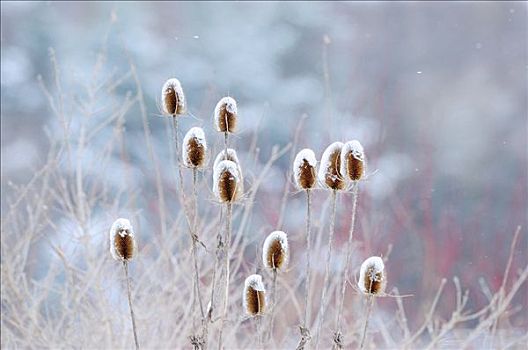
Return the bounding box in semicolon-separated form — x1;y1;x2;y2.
124;261;139;350
268;268;278;342
314;189;338;348
359;295;374;350
218;203;233;350
334;183;360;348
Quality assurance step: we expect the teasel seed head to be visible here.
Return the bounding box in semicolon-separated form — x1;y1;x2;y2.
161;78;186;115
182;127;207;169
109;218;137;261
317;141;346;190
293;148;317;190
358;256;386;295
214;96;237;133
243;274;266;316
214;148;244;193
262;231;289;271
213;160;242;203
340;140;365;182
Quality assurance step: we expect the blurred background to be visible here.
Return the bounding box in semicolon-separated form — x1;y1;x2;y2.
2;0;527;337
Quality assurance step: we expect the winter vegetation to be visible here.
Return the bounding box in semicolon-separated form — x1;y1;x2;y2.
1;2;527;349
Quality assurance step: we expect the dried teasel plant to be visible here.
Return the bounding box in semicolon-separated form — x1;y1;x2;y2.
333;140;365;349
109;218;139;350
182;127;207;169
213;148;244;193
293;149;317;349
358;256;387;350
161;78;186;116
314;142;345;348
214;96;238;159
214;159;242;349
340;140;366;183
243;274;266;347
262;231;289;342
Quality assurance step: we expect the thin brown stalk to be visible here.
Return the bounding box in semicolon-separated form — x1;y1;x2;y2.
359;295;374;350
334;182;359;348
123;261;139;350
268;268;278;342
218;203;233;350
314;189;338;348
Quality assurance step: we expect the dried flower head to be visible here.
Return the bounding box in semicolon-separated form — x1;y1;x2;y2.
214;96;237;133
293;148;317;190
214;148;244;193
340;140;365;182
262;231;289;271
109;218;137;261
182;127;207;168
243;274;266;316
358;256;386;295
213;160;242;203
317;142;346;190
161;78;186;115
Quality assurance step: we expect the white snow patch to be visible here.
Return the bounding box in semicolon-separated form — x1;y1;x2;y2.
213;148;240;170
317;141;344;188
340;140;366;179
262;230;289;270
109;218;135;261
244;274;265;292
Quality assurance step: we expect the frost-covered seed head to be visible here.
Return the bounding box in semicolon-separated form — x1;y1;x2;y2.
318;142;346;190
213;160;242;203
182;127;207;168
358;256;386;295
214;96;237;133
161;78;186;115
109;218;137;261
214;149;244;193
293;148;317;190
262;231;289;271
340;140;365;182
243;274;266;316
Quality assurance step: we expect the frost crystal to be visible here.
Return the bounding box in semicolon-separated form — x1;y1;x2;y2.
262;230;289;270
244;274;265;292
293;148;317;189
213;148;240;170
182;127;207;168
317;141;344;188
161;78;186;115
358;256;385;294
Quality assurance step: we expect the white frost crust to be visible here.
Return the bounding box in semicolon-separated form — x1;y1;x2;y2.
317;141;344;188
293;148;317;190
244;274;265;292
213;148;240;170
262;230;289;270
161;78;186;115
358;256;385;294
182;127;207;167
212;159;241;200
109;218;136;261
340;140;366;180
214;96;237;131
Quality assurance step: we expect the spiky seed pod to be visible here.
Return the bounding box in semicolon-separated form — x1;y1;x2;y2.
262;231;289;271
182;127;207;168
318;142;346;190
109;218;137;261
214;148;244;193
213;160;242;203
358;256;386;295
214;96;237;133
243;274;266;316
293;148;317;190
161;78;186;115
340;140;365;182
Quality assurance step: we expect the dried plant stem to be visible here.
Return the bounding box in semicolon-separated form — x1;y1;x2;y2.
333;183;359;348
218;203;233;350
359;295;374;350
123;261;139;350
268;268;278;341
224;132;229;160
314;189;338;348
256;315;263;348
192;169;205;320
